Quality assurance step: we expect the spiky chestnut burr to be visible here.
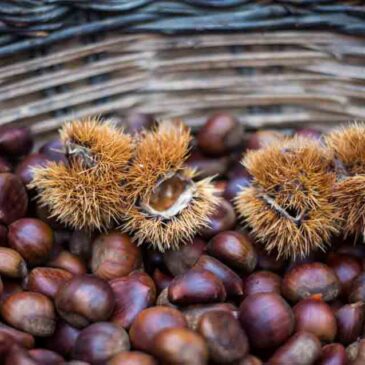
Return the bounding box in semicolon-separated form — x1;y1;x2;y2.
122;120;219;251
30;118;133;231
235;136;339;259
326;123;365;238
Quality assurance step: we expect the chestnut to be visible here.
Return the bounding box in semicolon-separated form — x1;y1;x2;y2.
317;343;347;365
153;327;208;365
326;253;362;296
0;157;11;174
69;230;94;261
335;302;364;345
282;263;340;302
0;127;33;157
244;271;281;296
0;247;27;278
39;138;67;163
197;310;249;363
1;291;55;336
129;306;187;353
255;245;286;273
185;151;229;178
107;351;157;365
348;272;365;303
110;271;156;329
91;232;142;280
0;173;28;225
197;112;243;156
0;322;35;349
347;339;365;365
193;255;243;297
239;355;263;365
168;269;226;305
48;250;87;275
293;296;337;342
224;164;252;202
201;199;236;238
4;345;38;365
26;267;73;298
267;331;321;365
152;268;173;292
239;293;294;350
163;237;206;276
207;230;257;272
182;303;238;330
156;288;177;308
44;320;80;357
246;130;283;150
73;322;130;364
55;274;115;328
8;218;54;265
0;332;14;359
123;112;155;134
15;153;49;186
28;349;64;365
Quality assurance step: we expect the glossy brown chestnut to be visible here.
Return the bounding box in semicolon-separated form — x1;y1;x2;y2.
282;263;340;302
1;291;55;336
207;230;257;272
197;112;243;156
239;293;294;350
91;232;142;280
326;254;362;296
185;151;229;178
26;267;73;298
8;218;54;265
4;345;38;365
197;310;249;363
69;230;94;261
107;351;158;365
0;322;35;349
163;237;206;276
15;153;49;186
223;164;252;202
0;127;33;157
0;332;14;359
39;138;67;163
293;296;337;342
348;272;365;303
182;303;237;330
193;255;243;297
335;302;364;345
246;130;283;150
255;245;286;273
153;327;208;365
0;247;27;278
317;343;347;365
44;320;80;357
168;269;226;305
73;322;130;364
152;268;173;292
48;250;87;275
244;271;281;296
55;274;115;328
129;306;187;353
28;349;64;365
110;271;156;329
201;199;236;239
267;331;321;365
156;288;177;308
0;173;28;225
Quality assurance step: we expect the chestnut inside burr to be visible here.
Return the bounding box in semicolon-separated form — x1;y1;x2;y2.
65;140;95;169
141;173;195;219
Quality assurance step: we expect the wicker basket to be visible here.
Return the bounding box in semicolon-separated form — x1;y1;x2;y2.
1;0;365;142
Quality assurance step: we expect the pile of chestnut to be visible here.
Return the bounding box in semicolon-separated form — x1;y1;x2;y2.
0;114;364;365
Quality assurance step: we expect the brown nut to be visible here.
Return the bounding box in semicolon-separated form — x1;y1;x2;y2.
91;232;142;280
69;230;94;261
0;127;33;157
153;327;208;365
0;247;27;278
28;348;64;365
163;237;206;276
0;173;28;225
244;271;281;296
55;274;115;328
110;271;156;329
26;267;73;299
152;268;173;292
15;153;49;186
1;291;55;336
0;322;35;349
317;343;347;365
193;255;243;297
5;345;38;365
197;310;248;363
73;322;130;364
182;303;238;330
8;218;54;265
107;351;158;365
207;231;257;272
129;306;187;353
48;250;87;275
239;355;263;365
168;269;226;305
